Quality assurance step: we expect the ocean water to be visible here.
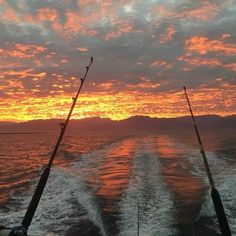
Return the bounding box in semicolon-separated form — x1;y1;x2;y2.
0;130;235;236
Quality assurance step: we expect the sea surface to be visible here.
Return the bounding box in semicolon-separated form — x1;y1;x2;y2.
0;129;235;236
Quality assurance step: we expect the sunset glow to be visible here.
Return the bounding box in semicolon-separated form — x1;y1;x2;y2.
0;0;235;122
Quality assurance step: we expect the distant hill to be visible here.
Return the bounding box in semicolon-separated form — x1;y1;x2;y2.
0;115;235;133
0;121;16;127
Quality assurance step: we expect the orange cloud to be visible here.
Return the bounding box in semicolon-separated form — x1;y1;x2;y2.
185;36;236;55
97;82;114;90
86;29;98;36
178;55;221;68
149;60;172;69
37;8;58;22
160;26;176;44
105;21;133;41
179;2;220;20
223;63;236;72
77;47;88;52
1;87;235;122
64;11;83;33
8;80;24;89
0;62;21;70
0;3;102;39
48;9;99;39
152;2;222;21
0;69;46;79
126;82;162;89
152;5;173;19
3;8;20;22
221;34;230;39
0;43;46;59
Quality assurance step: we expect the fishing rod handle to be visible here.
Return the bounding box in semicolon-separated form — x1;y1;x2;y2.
211;188;232;236
0;226;27;236
0;228;10;236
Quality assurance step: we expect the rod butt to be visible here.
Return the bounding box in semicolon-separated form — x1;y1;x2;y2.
211;187;231;236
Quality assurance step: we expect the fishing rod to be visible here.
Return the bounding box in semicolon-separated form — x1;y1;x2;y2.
183;86;231;236
0;57;93;236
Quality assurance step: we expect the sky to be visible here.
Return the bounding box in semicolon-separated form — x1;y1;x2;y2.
0;0;235;122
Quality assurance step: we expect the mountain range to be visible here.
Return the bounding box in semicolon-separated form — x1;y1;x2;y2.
0;115;235;133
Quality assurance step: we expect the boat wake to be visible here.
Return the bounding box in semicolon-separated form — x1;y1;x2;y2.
1;134;235;236
119;137;176;236
0;166;107;236
169;139;236;235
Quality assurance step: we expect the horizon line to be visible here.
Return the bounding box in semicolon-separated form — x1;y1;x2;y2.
1;114;236;124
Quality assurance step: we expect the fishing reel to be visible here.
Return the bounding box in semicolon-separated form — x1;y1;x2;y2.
0;226;27;236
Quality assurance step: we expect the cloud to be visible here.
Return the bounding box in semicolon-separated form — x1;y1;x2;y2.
159;25;176;44
105;21;133;41
176;1;222;21
0;0;235;121
77;47;88;52
1;86;235;122
185;36;236;55
0;43;46;59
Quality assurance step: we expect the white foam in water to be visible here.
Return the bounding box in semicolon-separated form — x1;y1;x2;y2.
175;141;231;180
219;173;236;235
175;141;236;235
0;167;107;236
198;169;236;235
119;137;176;236
1;135;235;235
0;138;126;236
